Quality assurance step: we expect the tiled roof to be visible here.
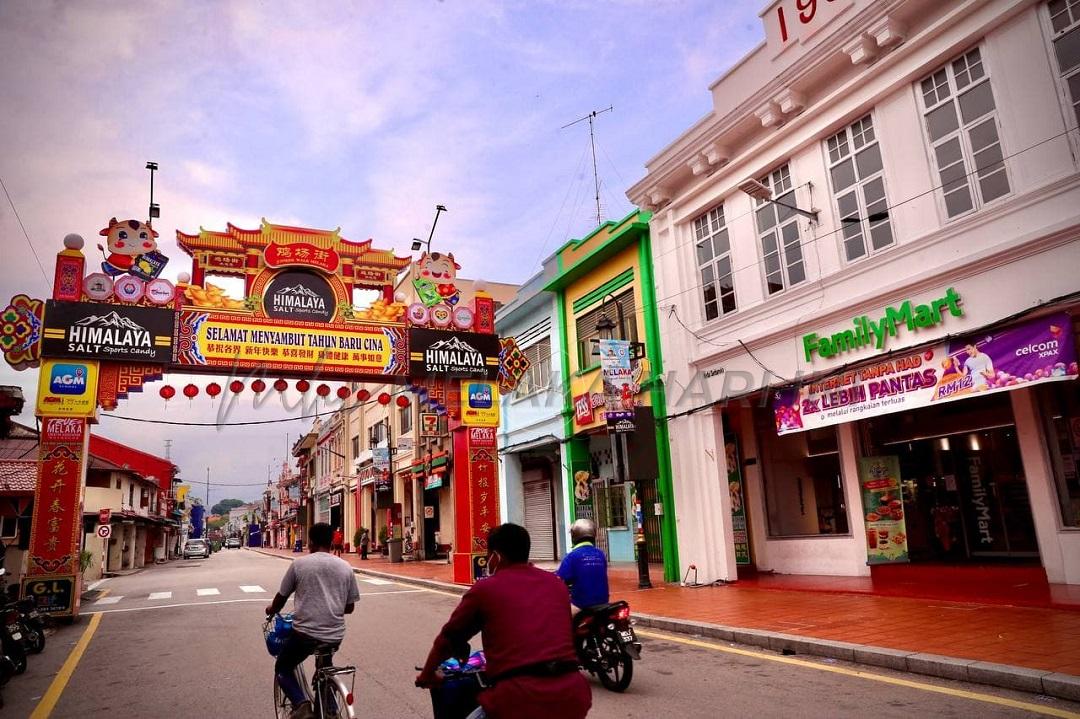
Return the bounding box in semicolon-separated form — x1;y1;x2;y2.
0;459;36;493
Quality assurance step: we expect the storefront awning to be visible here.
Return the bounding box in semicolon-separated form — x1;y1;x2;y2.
498;434;560;455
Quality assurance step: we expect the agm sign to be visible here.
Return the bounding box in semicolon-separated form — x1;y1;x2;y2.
42;300;174;363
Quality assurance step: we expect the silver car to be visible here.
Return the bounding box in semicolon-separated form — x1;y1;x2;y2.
184;539;210;559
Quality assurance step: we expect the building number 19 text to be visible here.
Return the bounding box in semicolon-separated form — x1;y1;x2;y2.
776;0;835;43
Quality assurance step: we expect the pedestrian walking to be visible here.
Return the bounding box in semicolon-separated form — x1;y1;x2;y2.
359;528;369;560
332;526;344;557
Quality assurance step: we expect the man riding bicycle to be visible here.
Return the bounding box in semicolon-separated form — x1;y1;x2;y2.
557;519;609;614
266;522;359;719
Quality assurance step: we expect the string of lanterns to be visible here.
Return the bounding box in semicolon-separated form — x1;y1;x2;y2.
158;379;411;407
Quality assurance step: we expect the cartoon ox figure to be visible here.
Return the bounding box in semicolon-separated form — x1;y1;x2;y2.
97;217;168;279
412;251;461;307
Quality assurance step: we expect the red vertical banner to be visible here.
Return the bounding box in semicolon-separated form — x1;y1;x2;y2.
23;416;89;617
53;249;84;301
451;425;501;584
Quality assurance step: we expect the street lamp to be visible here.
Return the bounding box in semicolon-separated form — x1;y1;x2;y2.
738;178;818;222
595;298;652;590
411;204;447;253
146;161;160;220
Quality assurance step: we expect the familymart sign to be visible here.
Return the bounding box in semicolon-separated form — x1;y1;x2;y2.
802;288;963;363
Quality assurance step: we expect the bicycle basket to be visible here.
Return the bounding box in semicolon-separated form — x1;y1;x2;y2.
264;613;294;657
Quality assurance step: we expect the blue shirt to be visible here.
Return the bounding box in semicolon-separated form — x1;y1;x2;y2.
556;542;609;608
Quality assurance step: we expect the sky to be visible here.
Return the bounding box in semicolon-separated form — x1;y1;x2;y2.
0;0;765;502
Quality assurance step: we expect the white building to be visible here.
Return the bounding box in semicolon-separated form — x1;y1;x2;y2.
628;0;1080;587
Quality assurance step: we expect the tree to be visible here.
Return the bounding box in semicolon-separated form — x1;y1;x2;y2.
211;498;245;516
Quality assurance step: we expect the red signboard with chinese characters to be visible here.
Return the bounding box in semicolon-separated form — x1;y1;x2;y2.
204;253;246;272
452;426;501;584
41;417;87;444
264;242;340;274
26;417;88;617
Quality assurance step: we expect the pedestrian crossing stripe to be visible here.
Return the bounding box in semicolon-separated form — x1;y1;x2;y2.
239;585;266;593
147;592;172;600
196;588;220;596
361;578;395;586
94;596;122;605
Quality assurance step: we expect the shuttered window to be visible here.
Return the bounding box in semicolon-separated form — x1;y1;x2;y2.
576;290;637;367
514;338;551;397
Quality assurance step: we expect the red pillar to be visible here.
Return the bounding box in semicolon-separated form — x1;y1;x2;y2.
451;425;500;584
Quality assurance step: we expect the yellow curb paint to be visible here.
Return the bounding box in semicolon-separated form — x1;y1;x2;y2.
30;612;103;719
636;629;1080;719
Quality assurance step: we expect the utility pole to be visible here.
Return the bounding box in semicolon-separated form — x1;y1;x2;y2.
562;106;613;227
163;438;172;460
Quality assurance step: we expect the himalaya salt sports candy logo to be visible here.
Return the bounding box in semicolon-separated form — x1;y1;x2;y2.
265;270;335;323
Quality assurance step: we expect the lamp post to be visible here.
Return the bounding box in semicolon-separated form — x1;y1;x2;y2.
596;298;652;589
411;204;448;253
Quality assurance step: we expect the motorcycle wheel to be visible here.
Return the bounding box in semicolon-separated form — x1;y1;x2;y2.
8;647;26;676
596;632;633;692
26;628;45;654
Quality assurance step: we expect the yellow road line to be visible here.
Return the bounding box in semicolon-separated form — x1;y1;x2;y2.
636;629;1080;719
30;612;103;719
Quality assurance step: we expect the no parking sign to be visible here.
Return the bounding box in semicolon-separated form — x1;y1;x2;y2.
96;524;112;539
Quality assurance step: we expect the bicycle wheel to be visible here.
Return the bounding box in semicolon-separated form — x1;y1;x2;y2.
316;678;353;719
273;677;292;719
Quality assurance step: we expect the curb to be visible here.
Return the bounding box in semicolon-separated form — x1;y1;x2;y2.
252;550;1080;702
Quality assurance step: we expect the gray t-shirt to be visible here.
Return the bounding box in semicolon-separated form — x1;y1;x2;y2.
279;552;360;642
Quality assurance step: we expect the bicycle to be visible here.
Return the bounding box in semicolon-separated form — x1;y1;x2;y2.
264;615;357;719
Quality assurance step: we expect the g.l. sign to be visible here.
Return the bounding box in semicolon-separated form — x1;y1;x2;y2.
264;242;340;274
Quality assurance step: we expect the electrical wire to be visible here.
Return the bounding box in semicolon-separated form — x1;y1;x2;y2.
0;174;51;291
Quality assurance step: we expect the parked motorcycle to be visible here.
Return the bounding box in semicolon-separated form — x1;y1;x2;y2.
573;600;641;692
0;570;25;676
11;597;45;654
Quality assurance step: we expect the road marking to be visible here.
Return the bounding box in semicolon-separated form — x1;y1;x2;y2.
94;596;123;605
86;589;426;615
85;578;108;591
240;585;266;593
196;588;220;596
361;578;395;586
148;592;172;600
30;612;102;719
635;629;1080;719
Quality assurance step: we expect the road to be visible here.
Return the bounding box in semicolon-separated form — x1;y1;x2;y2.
4;549;1080;718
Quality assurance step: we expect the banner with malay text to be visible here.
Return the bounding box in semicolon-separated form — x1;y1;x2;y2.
774;312;1077;436
857;456;909;565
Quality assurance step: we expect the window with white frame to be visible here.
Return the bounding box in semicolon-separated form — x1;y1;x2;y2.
754;164;805;295
918;47;1010;218
693;205;737;320
1048;0;1080;128
826;114;893;262
514;337;551;398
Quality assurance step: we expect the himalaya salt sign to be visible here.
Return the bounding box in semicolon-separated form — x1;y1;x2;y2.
42;300;174;363
774;312;1077;435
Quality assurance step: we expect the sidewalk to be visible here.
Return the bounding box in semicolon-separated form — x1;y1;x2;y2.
254;547;1080;700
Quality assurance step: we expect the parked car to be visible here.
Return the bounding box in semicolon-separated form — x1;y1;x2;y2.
225;537;241;549
183;539;210;559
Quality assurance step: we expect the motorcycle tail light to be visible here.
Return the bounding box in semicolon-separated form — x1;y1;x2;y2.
614;605;631;621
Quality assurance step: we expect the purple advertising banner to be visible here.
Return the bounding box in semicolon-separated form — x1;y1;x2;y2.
774;312;1078;435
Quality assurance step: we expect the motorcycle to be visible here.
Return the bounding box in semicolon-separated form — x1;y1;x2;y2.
0;570;25;676
10;597;45;654
573;600;641;692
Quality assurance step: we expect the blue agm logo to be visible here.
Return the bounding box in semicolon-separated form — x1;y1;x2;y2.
50;364;88;395
468;383;493;409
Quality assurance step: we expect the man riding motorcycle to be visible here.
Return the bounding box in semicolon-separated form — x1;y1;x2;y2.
556;519;609;614
416;523;591;719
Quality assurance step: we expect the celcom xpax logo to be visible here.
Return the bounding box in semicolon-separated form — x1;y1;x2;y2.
468;383;493;409
50;364;88;395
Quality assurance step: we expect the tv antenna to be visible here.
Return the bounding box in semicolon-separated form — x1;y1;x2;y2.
562;106;613;227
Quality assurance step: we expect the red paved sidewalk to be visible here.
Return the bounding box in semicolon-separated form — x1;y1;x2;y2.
256;547;1080;677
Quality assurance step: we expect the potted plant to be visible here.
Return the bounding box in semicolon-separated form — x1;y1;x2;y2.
378;526;389;555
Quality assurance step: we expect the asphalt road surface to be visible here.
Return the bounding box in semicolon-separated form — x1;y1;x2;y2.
5;549;1080;718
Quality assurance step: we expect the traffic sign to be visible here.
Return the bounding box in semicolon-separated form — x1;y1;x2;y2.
98;508;111;525
96;524;112;539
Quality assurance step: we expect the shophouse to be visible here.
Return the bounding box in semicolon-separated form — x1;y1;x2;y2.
496;264;567;561
292;427;317;545
627;0;1080;587
82;434;179;580
544;210;679;582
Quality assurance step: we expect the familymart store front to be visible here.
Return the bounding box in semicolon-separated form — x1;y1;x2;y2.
713;287;1080;589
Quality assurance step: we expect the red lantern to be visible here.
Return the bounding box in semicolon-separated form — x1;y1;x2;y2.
159;385;175;400
274;379;288;392
206;382;222;398
395;395;410;408
316;383;331;397
252;379;267;393
230;380;244;394
296;379;311;393
336;386;351;400
183;384;199;399
377;392;391;405
356;389;371;402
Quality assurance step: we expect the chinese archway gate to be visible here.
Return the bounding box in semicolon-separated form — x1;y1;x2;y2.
1;217;530;616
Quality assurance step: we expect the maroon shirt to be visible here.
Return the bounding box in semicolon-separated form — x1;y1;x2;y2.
422;563;591;718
